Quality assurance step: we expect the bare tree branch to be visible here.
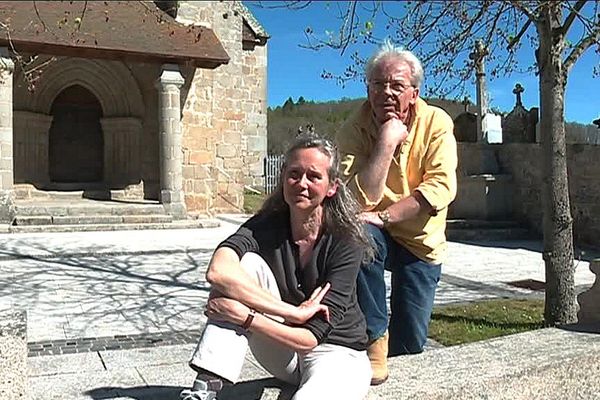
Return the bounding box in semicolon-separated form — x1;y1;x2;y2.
507;18;533;50
32;1;49;32
0;21;56;92
251;1;313;10
506;0;538;22
339;1;358;55
567;0;599;34
74;1;88;32
561;0;587;34
563;25;600;72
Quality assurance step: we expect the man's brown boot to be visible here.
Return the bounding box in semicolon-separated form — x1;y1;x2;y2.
367;331;389;385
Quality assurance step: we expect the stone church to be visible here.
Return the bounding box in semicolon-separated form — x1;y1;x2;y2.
0;1;268;227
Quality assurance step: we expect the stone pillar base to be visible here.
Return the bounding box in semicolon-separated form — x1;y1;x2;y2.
577;259;600;324
161;190;187;219
162;202;187;219
0;190;15;224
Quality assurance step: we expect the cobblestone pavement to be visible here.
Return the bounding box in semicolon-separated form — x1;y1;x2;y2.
27;329;203;357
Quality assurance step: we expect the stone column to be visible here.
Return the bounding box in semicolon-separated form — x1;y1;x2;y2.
0;48;14;223
155;64;186;218
13;111;52;185
469;40;488;143
101;117;143;198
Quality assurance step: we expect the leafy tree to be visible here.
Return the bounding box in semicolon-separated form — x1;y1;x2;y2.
281;96;296;114
262;1;600;325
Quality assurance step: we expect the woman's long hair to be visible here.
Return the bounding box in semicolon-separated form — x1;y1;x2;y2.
259;133;375;261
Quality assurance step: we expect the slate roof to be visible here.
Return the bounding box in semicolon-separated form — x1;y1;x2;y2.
0;1;229;68
234;2;269;44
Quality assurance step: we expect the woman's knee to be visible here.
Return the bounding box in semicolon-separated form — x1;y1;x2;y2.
239;252;269;277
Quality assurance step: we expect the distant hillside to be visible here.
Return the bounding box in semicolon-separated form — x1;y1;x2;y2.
267;96;468;154
267;97;598;154
267;97;365;154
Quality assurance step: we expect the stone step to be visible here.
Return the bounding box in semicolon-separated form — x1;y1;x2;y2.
446;218;536;241
12;214;174;226
447;219;521;229
447;227;533;242
14;203;167;217
9;219;220;233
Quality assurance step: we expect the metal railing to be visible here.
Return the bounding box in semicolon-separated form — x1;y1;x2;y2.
264;154;284;194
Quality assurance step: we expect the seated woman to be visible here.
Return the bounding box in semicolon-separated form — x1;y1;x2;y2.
180;134;374;400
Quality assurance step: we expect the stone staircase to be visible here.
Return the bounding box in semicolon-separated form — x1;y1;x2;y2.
9;199;219;233
445;143;538;242
446;219;535;242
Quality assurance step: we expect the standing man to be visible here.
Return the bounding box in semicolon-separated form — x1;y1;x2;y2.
336;40;458;385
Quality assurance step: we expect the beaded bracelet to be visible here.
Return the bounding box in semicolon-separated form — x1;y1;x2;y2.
241;309;256;330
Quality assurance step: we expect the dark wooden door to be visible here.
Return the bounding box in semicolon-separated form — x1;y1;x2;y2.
49;85;104;183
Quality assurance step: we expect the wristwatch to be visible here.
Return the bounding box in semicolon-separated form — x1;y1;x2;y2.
377;209;391;225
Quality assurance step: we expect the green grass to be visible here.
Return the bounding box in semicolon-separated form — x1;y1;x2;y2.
428;298;545;346
243;191;266;214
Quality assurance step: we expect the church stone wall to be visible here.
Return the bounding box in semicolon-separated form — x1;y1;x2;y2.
177;2;268;214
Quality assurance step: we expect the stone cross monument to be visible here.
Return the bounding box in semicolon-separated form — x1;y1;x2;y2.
513;83;524;107
461;96;471;113
469;39;489;142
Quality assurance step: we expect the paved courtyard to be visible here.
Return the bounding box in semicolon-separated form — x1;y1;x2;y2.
0;215;597;399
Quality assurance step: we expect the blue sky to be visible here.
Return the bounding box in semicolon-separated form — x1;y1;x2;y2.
246;2;599;124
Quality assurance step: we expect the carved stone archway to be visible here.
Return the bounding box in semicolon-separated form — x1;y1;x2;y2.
28;58;144;118
15;58;145;196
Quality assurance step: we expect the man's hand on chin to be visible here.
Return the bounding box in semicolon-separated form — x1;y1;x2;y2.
379;116;408;147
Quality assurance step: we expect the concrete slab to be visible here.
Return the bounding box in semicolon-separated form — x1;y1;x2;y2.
99;344;197;370
29;369;146;400
28;327;600;400
28;352;105;376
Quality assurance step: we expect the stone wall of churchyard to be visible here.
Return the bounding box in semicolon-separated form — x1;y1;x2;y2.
177;1;267;214
458;142;600;247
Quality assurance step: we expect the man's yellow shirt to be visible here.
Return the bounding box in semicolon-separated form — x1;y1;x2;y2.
336;98;458;265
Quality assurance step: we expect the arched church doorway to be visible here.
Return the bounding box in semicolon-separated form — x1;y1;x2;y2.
49;85;104;183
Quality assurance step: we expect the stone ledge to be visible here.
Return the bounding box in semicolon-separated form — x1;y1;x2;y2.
27;326;600;399
0;310;27;400
366;326;600;400
578;259;599;324
8;218;220;233
228;327;600;400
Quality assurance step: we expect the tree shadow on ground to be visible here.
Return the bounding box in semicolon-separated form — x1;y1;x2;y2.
0;238;214;339
85;378;295;400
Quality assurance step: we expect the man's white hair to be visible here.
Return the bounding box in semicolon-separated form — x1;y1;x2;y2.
365;39;424;88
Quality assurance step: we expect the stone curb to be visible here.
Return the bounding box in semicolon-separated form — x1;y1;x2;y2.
0;247;212;262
